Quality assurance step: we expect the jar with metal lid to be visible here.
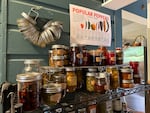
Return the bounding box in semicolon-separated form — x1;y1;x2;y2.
86;72;96;92
66;67;77;92
94;72;107;94
120;68;133;80
52;44;67;56
106;66;120;90
121;80;134;88
23;59;42;73
51;72;66;98
41;83;62;106
52;55;65;67
16;72;42;111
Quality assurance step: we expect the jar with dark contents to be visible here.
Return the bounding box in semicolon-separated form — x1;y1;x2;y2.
116;48;123;65
41;83;62;106
69;43;81;66
16;72;42;111
82;48;91;66
76;68;83;90
66;67;77;92
94;72;107;94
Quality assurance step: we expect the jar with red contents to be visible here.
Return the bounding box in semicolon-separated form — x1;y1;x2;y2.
16;72;41;112
106;50;116;65
69;43;82;66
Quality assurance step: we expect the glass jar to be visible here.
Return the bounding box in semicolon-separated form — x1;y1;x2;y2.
106;50;116;65
48;50;54;66
16;72;42;111
41;83;62;106
52;55;65;67
69;43;80;66
87;100;97;113
116;47;123;65
86;72;96;92
120;68;133;80
121;80;134;88
23;59;42;73
66;67;77;92
76;68;83;90
113;98;122;112
106;66;120;90
94;72;107;94
52;44;66;56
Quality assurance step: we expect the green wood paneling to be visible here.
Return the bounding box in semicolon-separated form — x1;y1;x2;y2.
8;0;69;32
0;54;6;83
0;38;2;52
7;30;70;54
34;0;69;9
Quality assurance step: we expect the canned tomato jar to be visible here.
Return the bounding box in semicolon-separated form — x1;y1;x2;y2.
16;72;42;111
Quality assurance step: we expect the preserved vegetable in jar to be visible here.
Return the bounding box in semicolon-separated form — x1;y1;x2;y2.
86;72;96;92
52;44;66;56
16;72;42;111
106;66;119;90
66;67;77;92
52;55;65;67
41;83;62;106
94;72;107;94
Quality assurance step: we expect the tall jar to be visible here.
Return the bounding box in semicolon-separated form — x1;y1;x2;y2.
16;72;42;111
86;72;96;92
66;67;77;92
106;66;120;90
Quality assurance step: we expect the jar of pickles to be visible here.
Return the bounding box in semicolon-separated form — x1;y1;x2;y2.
66;67;77;92
52;44;67;56
41;83;62;106
16;72;42;111
106;66;120;90
86;72;96;92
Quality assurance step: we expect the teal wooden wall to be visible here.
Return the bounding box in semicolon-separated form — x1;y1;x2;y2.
1;0;116;83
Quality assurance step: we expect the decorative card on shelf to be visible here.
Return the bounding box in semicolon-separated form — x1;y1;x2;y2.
69;4;112;46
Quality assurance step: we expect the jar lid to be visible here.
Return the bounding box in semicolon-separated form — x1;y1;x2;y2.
88;68;97;72
65;67;75;71
52;56;64;60
70;43;78;47
16;72;41;82
42;83;62;93
52;44;65;49
24;59;43;65
120;68;133;73
99;72;106;78
86;72;95;77
122;80;134;84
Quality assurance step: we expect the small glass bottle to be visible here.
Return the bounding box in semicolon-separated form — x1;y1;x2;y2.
66;67;77;92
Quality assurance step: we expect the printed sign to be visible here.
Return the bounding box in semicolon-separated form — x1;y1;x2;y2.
70;4;112;46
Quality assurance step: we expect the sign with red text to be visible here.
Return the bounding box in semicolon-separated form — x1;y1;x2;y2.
69;4;112;46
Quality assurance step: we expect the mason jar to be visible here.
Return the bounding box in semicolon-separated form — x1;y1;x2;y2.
16;72;42;111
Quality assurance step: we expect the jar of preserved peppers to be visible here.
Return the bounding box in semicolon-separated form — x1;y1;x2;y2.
86;72;96;92
16;72;42;111
66;67;77;92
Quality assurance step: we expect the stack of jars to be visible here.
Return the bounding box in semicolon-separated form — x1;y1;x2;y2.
119;66;134;88
49;44;69;67
130;61;141;84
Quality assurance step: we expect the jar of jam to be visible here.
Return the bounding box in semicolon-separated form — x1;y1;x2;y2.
16;72;42;111
69;43;81;66
116;47;123;65
52;44;66;56
106;50;116;65
106;66;120;90
86;72;96;92
120;68;133;80
94;72;107;94
41;83;62;106
66;67;77;92
52;55;65;67
121;80;134;88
